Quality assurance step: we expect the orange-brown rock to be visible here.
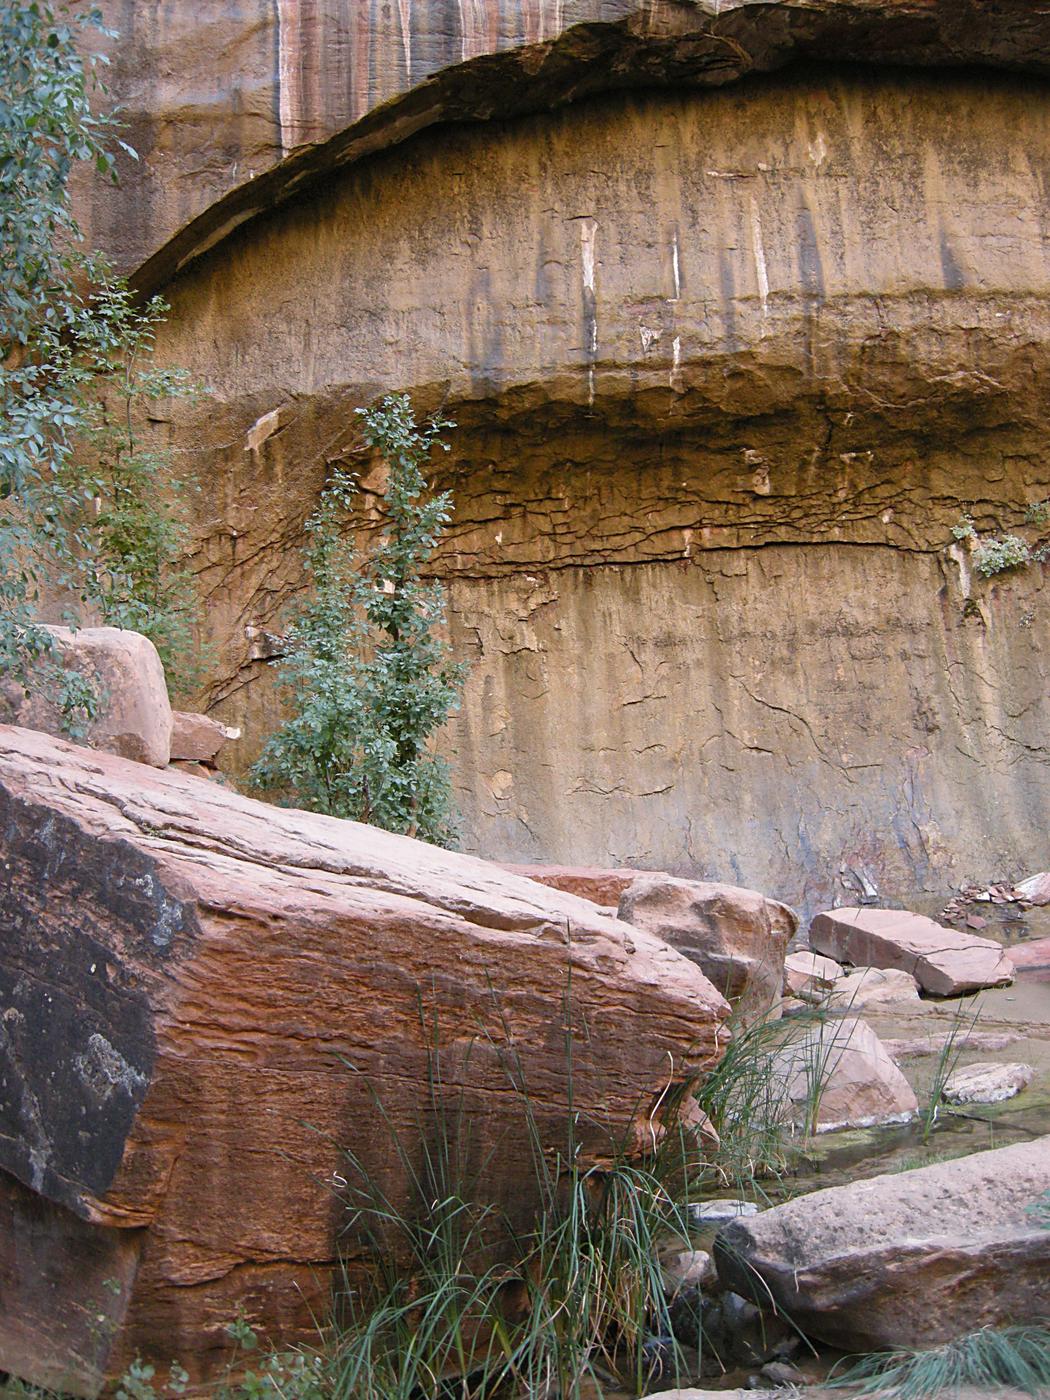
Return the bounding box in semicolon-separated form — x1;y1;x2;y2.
0;627;172;768
502;865;650;908
169;711;238;765
0;725;727;1395
618;875;797;1023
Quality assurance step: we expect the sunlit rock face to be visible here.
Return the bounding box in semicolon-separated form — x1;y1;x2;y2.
131;66;1050;913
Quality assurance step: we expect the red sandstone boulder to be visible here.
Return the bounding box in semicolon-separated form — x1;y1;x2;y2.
0;626;172;767
809;906;1014;995
714;1137;1050;1350
618;875;797;1024
771;1017;917;1133
0;725;728;1395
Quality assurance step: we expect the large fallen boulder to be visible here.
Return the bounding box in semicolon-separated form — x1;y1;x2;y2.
715;1137;1050;1349
809;906;1014;995
618;875;797;1024
0;725;728;1395
0;626;172;767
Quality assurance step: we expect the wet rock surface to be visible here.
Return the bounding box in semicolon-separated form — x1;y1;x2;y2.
943;1060;1034;1104
0;725;728;1394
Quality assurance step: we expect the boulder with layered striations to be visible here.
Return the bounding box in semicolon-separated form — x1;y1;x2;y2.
715;1137;1050;1349
0;725;728;1396
809;907;1014;995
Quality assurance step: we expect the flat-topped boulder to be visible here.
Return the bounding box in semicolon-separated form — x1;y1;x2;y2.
715;1137;1050;1349
809;906;1014;995
0;725;728;1395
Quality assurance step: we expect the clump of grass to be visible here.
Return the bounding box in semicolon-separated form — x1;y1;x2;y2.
828;1325;1050;1397
329;1000;706;1400
919;1002;981;1144
695;1005;854;1194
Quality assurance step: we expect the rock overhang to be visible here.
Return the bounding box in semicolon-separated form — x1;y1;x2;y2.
79;0;1050;292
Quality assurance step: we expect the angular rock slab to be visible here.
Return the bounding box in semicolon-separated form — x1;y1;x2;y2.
0;725;728;1394
810;906;1014;995
771;1017;917;1133
784;950;843;1002
502;864;646;908
0;626;172;767
715;1137;1050;1349
169;710;238;765
619;875;797;1025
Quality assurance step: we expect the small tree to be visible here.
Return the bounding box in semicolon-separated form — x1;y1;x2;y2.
252;394;466;845
1;1;199;703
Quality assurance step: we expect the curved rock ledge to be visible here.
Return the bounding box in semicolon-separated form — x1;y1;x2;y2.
82;0;1050;287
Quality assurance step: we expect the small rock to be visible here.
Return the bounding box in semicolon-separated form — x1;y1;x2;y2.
689;1199;759;1226
760;1359;805;1385
825;965;920;1011
170;710;239;764
885;1029;1022;1060
1014;871;1050;905
661;1248;717;1293
943;1061;1034;1104
784;950;842;1002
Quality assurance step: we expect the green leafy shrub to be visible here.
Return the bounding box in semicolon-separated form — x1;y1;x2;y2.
1;1;200;699
972;533;1032;577
252;394;466;845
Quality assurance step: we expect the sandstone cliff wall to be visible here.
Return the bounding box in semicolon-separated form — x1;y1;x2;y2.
124;69;1050;912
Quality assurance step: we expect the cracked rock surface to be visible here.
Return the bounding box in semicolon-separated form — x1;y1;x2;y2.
124;66;1050;912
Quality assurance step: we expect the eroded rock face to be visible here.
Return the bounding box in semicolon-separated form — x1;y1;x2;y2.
714;1137;1050;1349
121;67;1050;915
619;874;797;1023
810;906;1015;994
0;725;727;1394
